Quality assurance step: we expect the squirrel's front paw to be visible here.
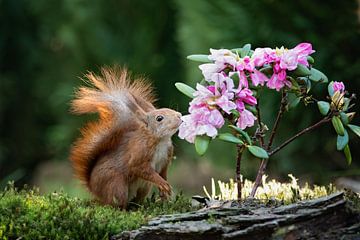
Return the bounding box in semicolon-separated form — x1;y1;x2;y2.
158;180;172;198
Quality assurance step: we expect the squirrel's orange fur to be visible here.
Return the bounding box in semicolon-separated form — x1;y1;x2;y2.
70;66;181;208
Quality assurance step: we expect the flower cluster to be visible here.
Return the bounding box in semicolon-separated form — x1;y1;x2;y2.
179;43;315;143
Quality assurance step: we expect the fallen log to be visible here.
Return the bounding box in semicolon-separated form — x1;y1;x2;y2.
112;191;360;240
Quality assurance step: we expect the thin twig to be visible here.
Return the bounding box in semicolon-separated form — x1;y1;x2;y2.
255;100;264;147
267;90;287;150
236;144;244;201
269;116;331;156
250;91;287;197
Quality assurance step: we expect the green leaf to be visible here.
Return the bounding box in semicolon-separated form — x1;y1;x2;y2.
340;112;349;126
294;64;311;77
287;93;301;110
195;135;210;156
230;109;240;118
248;50;254;57
343;98;351;111
240;44;251;57
307;56;315;64
230;71;240;87
309;68;328;83
305;78;312;93
289;77;300;91
317;101;330;116
186;54;212;63
348;124;360;138
246;105;257;115
218;133;244;144
231;48;242;53
344;144;352;165
328;81;335;96
337;129;349;151
247;145;269;159
332;116;345;136
175;82;196;98
289;97;301;110
228;125;252;144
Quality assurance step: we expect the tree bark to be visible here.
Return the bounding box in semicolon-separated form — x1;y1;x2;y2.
112;192;360;240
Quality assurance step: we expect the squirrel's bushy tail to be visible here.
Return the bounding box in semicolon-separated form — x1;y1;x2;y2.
71;66;156;119
70;66;156;186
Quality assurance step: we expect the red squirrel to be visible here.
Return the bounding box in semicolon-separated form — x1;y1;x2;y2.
70;66;182;208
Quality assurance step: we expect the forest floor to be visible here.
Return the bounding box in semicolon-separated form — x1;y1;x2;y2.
1;179;359;239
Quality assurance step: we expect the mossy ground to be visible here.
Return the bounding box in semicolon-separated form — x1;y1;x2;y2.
0;183;194;240
0;178;354;240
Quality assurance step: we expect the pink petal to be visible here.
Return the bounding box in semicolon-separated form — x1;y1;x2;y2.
251;70;268;86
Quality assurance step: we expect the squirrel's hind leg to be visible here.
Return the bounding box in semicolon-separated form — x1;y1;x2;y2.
91;174;129;209
108;176;129;208
131;182;152;204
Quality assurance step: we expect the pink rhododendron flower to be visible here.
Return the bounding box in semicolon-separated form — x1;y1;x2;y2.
279;50;298;71
199;48;239;81
250;69;268;86
199;63;224;81
267;70;291;91
209;48;238;68
178;115;198;143
333;81;345;93
229;71;249;88
251;47;276;66
259;43;314;91
211;73;235;99
293;43;315;66
191;82;236;114
178;107;225;143
235;88;257;112
179;43;317;141
236;56;254;72
236;109;257;130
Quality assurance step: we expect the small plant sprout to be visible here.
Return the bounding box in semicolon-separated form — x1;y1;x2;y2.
202;175;336;204
176;43;359;201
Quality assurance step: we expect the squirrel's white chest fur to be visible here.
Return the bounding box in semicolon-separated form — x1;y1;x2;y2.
128;137;172;201
151;137;172;172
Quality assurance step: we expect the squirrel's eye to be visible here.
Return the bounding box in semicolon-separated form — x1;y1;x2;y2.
156;115;164;122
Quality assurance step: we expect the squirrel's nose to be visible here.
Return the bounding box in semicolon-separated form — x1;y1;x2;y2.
176;112;182;119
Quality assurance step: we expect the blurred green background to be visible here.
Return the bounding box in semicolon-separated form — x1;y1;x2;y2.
0;0;359;197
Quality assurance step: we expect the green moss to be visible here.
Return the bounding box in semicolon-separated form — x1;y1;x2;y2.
0;183;194;240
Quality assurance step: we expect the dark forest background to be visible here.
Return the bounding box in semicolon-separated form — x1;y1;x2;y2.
0;0;359;195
